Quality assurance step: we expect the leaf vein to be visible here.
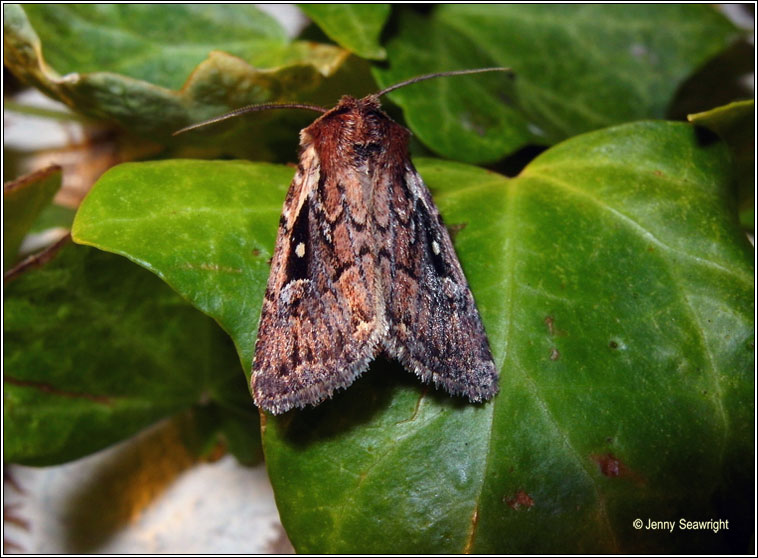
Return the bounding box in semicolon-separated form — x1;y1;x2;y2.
531;171;730;465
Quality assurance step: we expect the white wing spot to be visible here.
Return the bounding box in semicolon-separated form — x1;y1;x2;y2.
295;242;306;258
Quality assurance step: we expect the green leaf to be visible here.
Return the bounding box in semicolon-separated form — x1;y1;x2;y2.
20;4;287;90
374;5;739;162
688;100;754;230
300;4;390;60
72;160;292;370
71;121;752;552
3;165;62;270
28;203;77;234
3;241;256;465
264;124;753;553
371;10;534;164
3;4;358;146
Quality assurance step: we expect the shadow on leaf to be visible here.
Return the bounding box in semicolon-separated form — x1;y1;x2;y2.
273;356;469;447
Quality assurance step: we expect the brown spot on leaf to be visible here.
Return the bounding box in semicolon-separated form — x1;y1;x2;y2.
544;316;567;336
609;340;619;349
594;453;623;477
505;490;534;510
590;453;643;485
252;248;261;257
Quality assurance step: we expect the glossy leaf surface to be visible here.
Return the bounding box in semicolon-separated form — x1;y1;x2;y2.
300;4;390;60
72;121;753;552
689;100;755;230
3;242;255;465
73;160;293;369
374;5;739;162
3;4;356;148
264;123;753;553
21;4;287;90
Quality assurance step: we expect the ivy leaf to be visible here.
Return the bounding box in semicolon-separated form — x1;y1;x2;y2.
72;121;752;552
28;203;77;234
3;3;359;150
19;4;288;90
72;160;292;370
688;100;754;230
300;4;390;60
264;125;753;553
374;5;740;162
3;164;62;270
3;241;255;466
371;10;534;164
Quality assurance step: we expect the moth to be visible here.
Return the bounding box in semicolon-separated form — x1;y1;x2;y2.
177;68;507;415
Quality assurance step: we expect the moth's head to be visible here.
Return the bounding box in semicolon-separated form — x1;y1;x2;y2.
322;95;383;117
304;94;400;148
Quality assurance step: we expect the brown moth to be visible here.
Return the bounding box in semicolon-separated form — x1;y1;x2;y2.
177;69;507;415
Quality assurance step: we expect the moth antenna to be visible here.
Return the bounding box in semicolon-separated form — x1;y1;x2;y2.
375;67;513;98
173;102;328;136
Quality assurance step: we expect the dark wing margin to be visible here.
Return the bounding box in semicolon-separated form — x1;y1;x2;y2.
381;164;499;402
